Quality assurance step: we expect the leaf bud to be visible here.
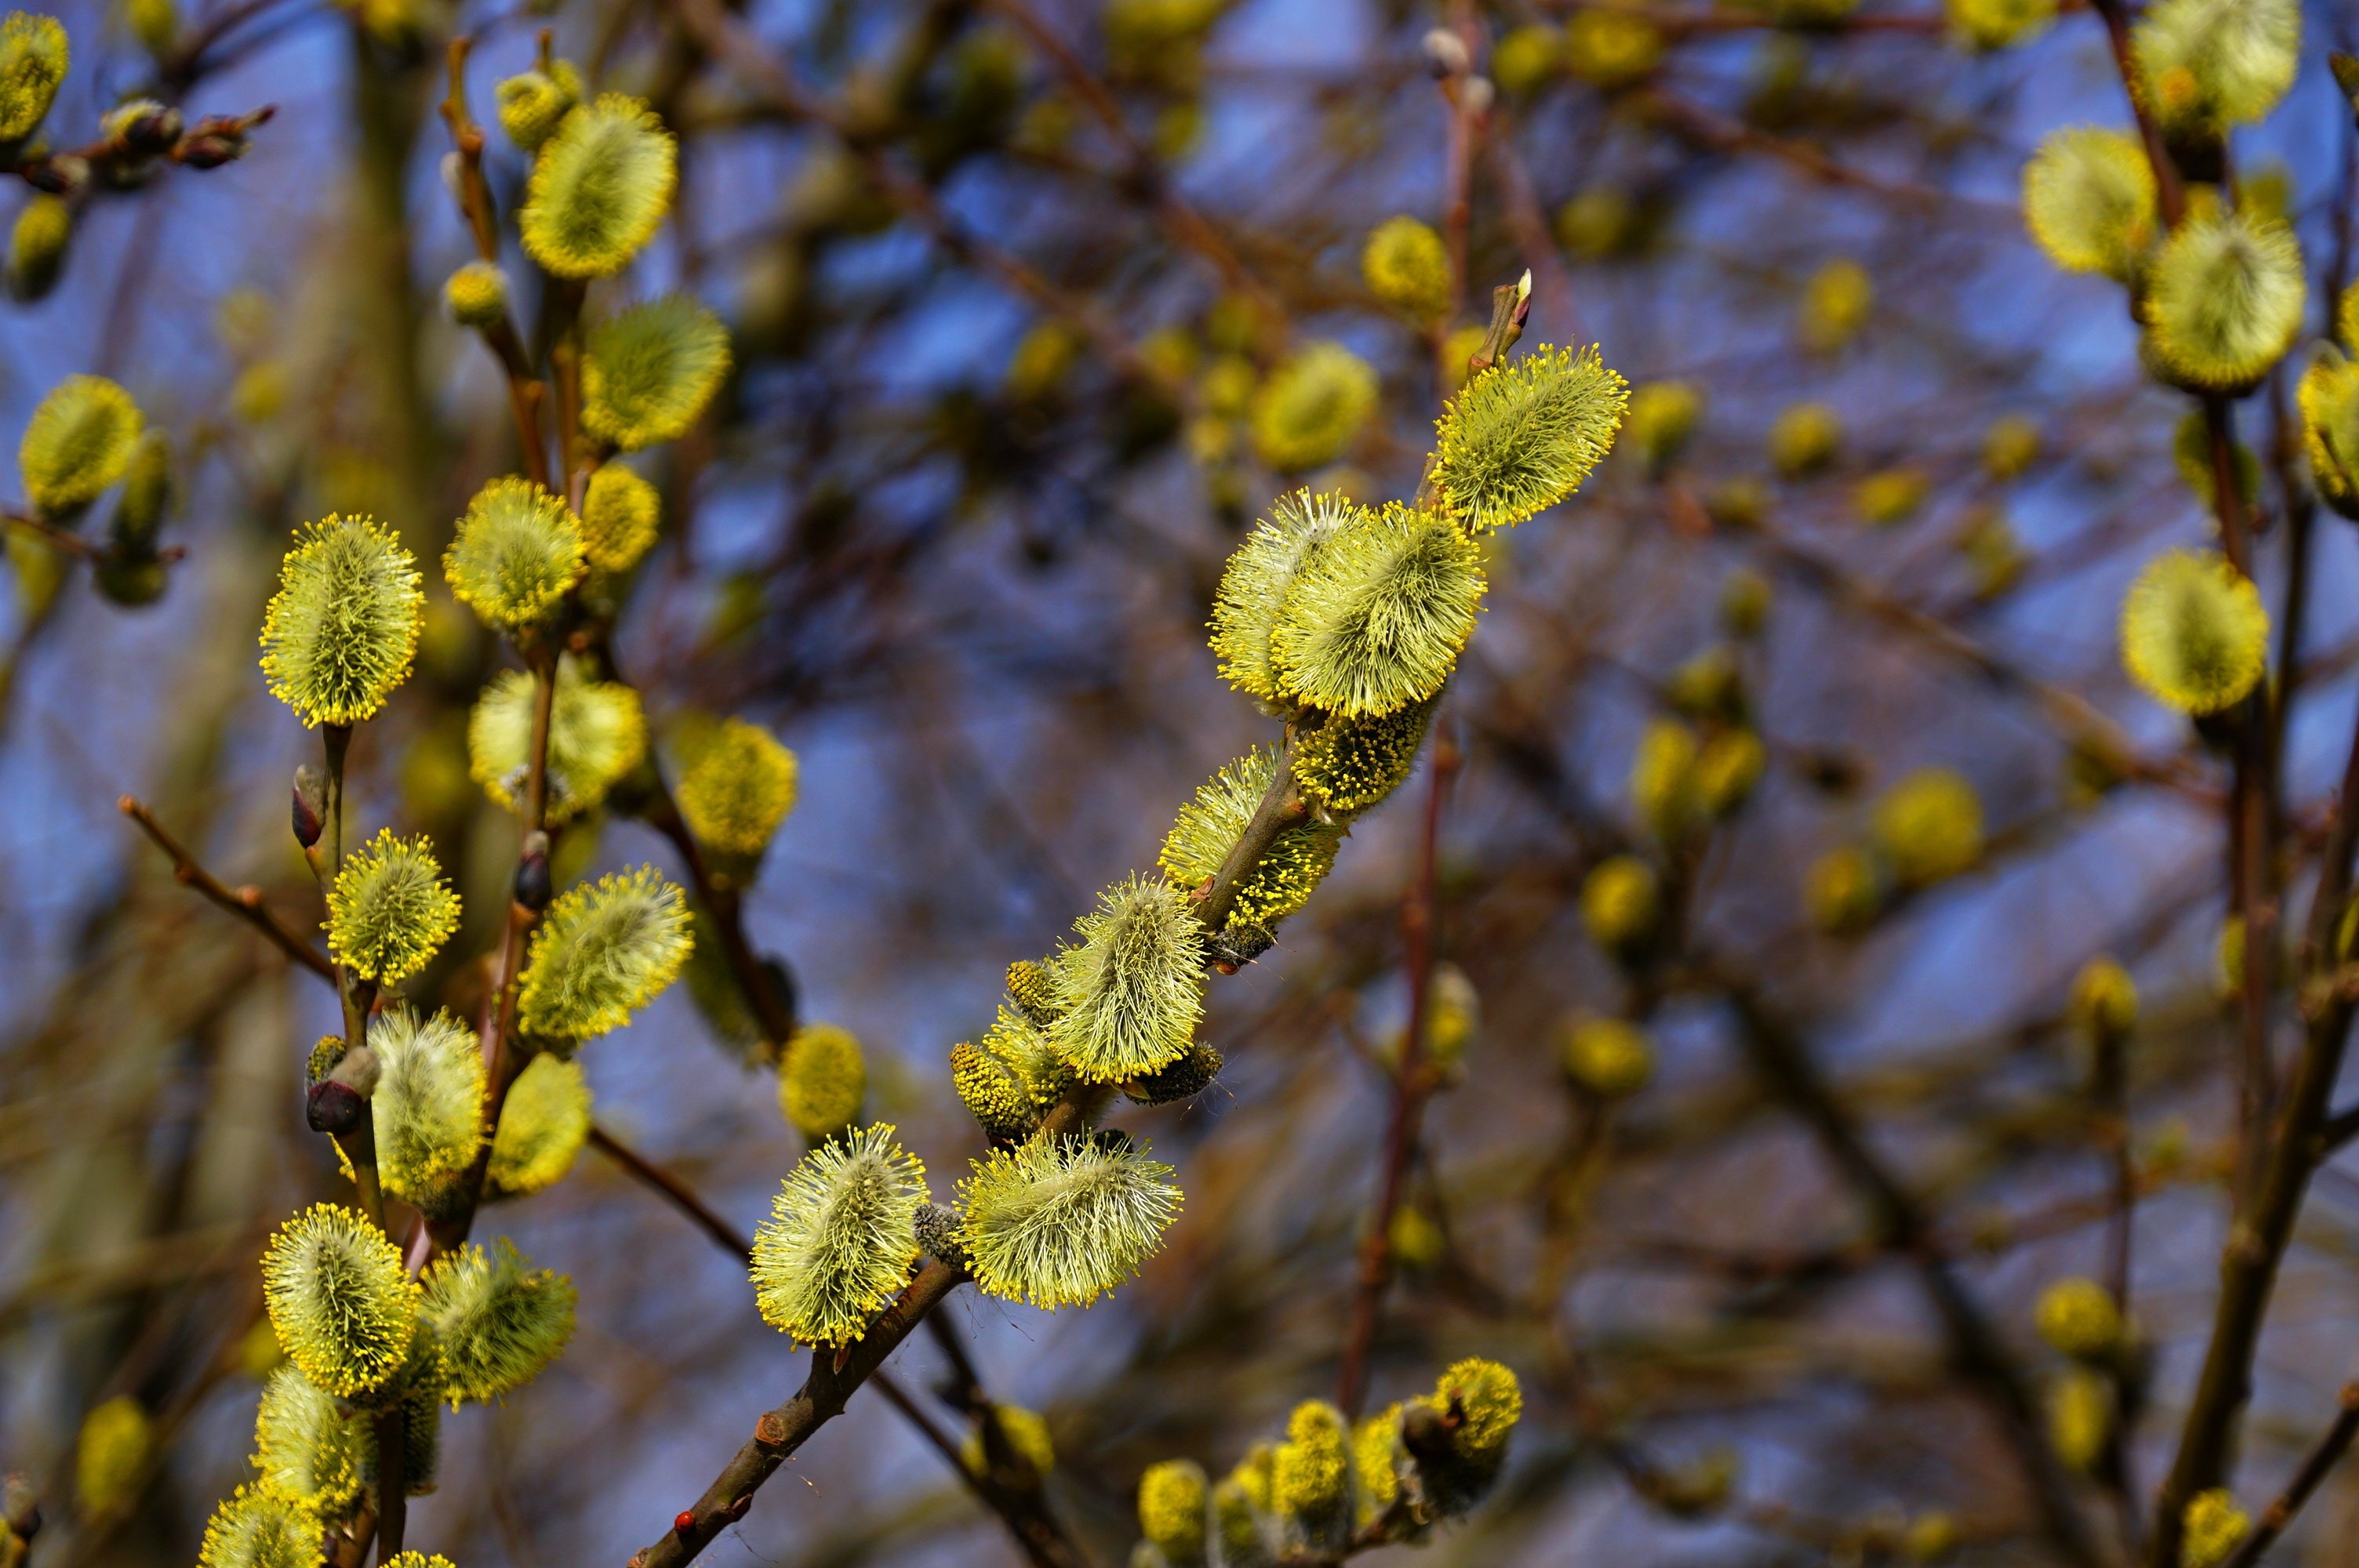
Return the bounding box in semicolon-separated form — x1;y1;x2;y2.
291;765;327;848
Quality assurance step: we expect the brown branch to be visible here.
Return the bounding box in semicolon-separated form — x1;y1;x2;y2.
2216;1382;2359;1568
118;795;335;979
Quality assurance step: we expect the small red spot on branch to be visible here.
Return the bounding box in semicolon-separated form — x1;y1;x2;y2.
673;1511;696;1534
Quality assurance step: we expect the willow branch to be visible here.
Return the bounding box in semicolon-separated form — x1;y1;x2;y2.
2216;1382;2359;1568
118;795;334;978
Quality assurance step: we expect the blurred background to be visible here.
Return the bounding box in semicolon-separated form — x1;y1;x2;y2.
4;0;2359;1562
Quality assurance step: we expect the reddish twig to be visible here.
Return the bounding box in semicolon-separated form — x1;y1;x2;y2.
118;795;334;979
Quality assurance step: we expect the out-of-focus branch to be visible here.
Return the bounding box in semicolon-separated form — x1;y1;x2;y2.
2215;1382;2359;1568
118;795;334;980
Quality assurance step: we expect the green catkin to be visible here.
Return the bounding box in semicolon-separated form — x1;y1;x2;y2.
1946;0;2055;49
959;1406;1056;1479
20;374;142;514
1137;1458;1209;1564
2299;349;2359;519
1559;1016;1654;1097
368;1007;487;1220
1210;488;1358;706
779;1021;867;1139
253;1364;369;1513
518;866;693;1040
1121;1040;1223;1106
1630;718;1699;841
1565;9;1662;87
579;463;662;571
442;260;509;328
1797;258;1872;354
518;93;676;278
1269;503;1484;719
8;193;67;300
676;715;798;858
1005;958;1060;1025
443;475;585;631
468;655;647;823
951;1003;1074;1139
195;1483;322;1568
1410;1358;1523;1515
1351;1406;1402;1529
488;1051;592;1198
325;829;460;985
1430;343;1627;533
1580;854;1659;954
2120;549;2269;716
1984;415;2042;479
259;514;424;728
581;295;732;451
495;60;581;151
1212;1477;1270;1568
750;1123;929;1346
1807;844;1884;933
1158;746;1341;932
2132;0;2298;135
1768;401;1842;477
420;1237;578;1405
2034;1276;2122;1359
1271;1400;1351;1544
1624;380;1702;474
1047;876;1205;1082
259;1204;417;1399
1295;699;1434;815
1361;216;1452;321
2141;211;2305;395
0;12;67;144
1249;342;1378;472
75;1396;150;1517
2181;1490;2250;1568
957;1134;1182;1309
2023;127;2156;280
1870;768;1984;888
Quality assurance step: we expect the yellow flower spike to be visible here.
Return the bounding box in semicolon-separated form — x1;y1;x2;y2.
518;865;693;1040
259;514;425;728
368;1007;488;1220
1212;1476;1267;1564
581;295;732;452
488;1051;592;1199
1361;215;1453;322
20;374;141;514
1555;186;1634;262
1630;718;1699;842
2022;127;2156;281
382;1556;460;1568
1046;875;1205;1083
442;260;509;329
1005;957;1060;1025
2181;1489;2250;1568
260;1203;418;1399
1270;503;1483;718
0;12;67;143
1559;1015;1654;1097
2034;1276;2123;1359
1983;413;2041;480
1209;488;1358;705
74;1396;150;1518
2299;349;2359;520
2132;0;2298;135
494;59;580;152
2142;211;2306;395
1624;379;1703;474
2069;956;2139;1044
1946;0;2055;50
1490;24;1563;98
1159;745;1342;933
959;1406;1056;1479
951;1004;1073;1140
195;1483;323;1568
1412;1356;1523;1513
1581;853;1659;954
420;1237;577;1406
750;1123;929;1346
1768;401;1842;477
468;654;647;823
325;829;460;985
1249;341;1377;473
779;1020;867;1140
1870;768;1983;888
2120;549;2268;716
1797;258;1872;354
1431;343;1627;532
1351;1406;1403;1528
1806;844;1884;933
518;93;676;279
2046;1367;2112;1471
444;475;585;632
8;192;67;301
580;463;661;572
1271;1401;1351;1539
676;715;798;858
1564;9;1662;88
1295;698;1435;817
1855;467;1927;528
253;1364;368;1513
1137;1457;1209;1563
956;1134;1181;1310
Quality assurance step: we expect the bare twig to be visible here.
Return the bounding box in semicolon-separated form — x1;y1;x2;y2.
118;795;333;979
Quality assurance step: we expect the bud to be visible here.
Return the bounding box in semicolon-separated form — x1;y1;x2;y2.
304;1079;365;1136
1421;28;1470;78
7;193;67;302
514;833;552;910
291;765;327;848
2334;52;2359;115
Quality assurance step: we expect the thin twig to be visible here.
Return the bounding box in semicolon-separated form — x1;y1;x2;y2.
118;795;333;978
2217;1382;2359;1568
